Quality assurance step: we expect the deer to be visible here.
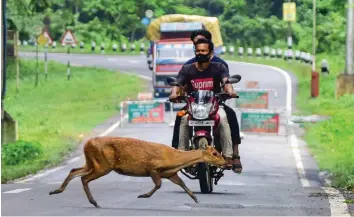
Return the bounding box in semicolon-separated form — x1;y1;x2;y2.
49;136;226;208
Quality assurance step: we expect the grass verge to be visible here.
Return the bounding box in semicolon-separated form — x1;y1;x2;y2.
1;58;145;182
224;54;354;190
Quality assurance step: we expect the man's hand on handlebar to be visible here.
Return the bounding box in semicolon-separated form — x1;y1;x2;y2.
169;93;178;102
169;93;186;103
222;81;239;99
216;92;239;101
228;91;239;98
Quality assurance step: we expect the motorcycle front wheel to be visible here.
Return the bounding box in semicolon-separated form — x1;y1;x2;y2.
197;137;213;193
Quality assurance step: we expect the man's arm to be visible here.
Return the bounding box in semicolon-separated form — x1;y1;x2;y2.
219;63;237;97
222;78;236;96
170;66;188;98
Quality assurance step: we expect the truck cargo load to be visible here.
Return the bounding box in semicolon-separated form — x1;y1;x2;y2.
146;14;223;49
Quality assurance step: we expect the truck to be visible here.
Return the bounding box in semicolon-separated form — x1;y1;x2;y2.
145;14;223;111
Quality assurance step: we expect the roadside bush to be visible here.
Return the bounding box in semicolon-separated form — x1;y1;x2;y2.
1;140;44;165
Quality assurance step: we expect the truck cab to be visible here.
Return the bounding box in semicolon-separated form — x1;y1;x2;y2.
152;38;194;99
150;22;202;102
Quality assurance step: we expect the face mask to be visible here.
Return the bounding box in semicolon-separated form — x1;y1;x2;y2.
196;53;210;63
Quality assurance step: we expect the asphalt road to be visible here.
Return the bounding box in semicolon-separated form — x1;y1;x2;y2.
1;51;343;216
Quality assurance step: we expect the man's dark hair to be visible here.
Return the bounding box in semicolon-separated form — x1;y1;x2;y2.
194;38;214;51
190;29;212;41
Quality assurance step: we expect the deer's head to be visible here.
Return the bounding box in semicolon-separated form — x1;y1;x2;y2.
201;146;226;167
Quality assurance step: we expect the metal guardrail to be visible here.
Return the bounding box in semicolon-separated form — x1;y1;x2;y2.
18;40;316;65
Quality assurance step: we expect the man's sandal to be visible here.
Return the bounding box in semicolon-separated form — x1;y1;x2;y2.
223;156;233;170
232;154;242;174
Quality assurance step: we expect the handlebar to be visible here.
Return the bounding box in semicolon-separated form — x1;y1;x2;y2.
215;92;239;101
167;93;239;103
167;95;188;103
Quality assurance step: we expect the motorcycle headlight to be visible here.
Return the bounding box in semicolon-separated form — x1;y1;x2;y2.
191;102;213;120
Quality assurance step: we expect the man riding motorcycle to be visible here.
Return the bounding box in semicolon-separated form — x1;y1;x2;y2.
171;29;242;173
169;38;238;170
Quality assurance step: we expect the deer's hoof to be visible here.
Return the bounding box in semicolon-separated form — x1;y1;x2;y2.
90;200;101;208
93;204;101;208
49;189;60;195
138;194;150;198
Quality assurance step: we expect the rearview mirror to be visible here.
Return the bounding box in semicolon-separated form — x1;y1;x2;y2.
228;74;241;84
167;77;181;87
221;75;242;87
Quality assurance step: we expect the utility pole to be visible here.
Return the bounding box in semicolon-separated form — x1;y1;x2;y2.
345;0;354;75
336;0;354;97
2;0;7;119
311;0;319;98
287;0;292;58
283;0;295;60
312;0;316;72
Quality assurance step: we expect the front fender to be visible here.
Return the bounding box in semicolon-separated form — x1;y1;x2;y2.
192;130;212;146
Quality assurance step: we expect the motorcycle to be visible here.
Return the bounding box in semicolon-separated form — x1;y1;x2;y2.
167;74;241;193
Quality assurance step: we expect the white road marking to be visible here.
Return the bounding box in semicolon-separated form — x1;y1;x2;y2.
67;156;80;164
218;180;245;186
98;114;129;137
3;188;32;194
322;187;351;216
108;58;141;64
16;166;66;184
137;74;152;80
48;182;66;185
265;173;286;177
120;70;152;81
289;134;310;187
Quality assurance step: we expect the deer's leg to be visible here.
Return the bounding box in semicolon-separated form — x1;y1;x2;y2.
49;167;91;195
168;173;198;203
138;170;162;198
81;169;110;208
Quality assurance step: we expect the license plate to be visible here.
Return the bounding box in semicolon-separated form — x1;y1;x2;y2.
188;120;215;126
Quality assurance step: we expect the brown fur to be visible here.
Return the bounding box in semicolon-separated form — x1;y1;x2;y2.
49;136;226;208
